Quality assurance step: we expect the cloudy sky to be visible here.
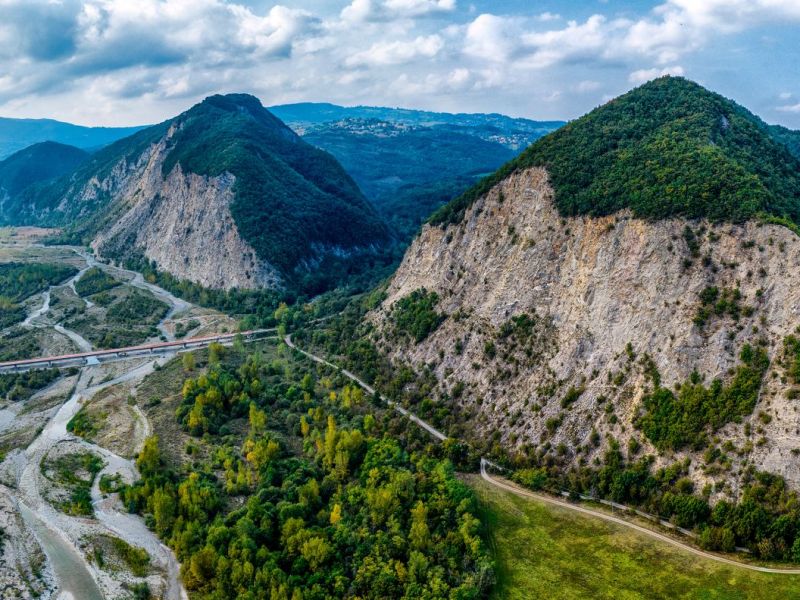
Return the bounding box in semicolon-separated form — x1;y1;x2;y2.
1;0;799;127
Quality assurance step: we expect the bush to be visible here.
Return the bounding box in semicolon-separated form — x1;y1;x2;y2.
74;267;120;297
390;288;445;343
637;344;769;450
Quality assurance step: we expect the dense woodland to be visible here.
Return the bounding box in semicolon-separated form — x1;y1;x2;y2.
430;77;800;229
74;266;120;296
121;341;492;599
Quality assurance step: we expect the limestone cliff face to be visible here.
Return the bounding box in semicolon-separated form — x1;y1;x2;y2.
81;127;281;291
376;167;800;494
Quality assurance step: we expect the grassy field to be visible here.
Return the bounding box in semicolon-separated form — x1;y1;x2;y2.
469;475;800;600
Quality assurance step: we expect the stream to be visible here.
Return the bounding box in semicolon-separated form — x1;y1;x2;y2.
13;246;189;600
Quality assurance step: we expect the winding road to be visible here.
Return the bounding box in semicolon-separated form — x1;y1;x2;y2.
284;334;800;577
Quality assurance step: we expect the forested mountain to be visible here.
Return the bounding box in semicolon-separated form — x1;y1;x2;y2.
769;123;800;160
363;77;800;561
431;77;800;227
272;103;564;240
1;94;391;294
0;142;88;201
0;117;143;159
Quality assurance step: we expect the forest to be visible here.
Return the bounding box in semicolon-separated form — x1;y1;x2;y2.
121;339;493;599
430;77;800;229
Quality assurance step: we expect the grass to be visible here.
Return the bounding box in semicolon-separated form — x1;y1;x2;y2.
469;475;800;599
43;451;104;517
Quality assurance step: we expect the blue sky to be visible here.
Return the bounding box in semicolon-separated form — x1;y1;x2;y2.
0;0;798;128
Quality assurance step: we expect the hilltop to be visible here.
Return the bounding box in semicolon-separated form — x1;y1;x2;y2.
2;94;390;293
431;77;800;227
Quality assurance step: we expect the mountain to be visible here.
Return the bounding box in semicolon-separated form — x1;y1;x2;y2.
0;117;143;160
2;94;390;292
0;141;88;201
270;102;564;147
431;76;800;228
769;123;800;160
271;103;564;240
371;77;800;507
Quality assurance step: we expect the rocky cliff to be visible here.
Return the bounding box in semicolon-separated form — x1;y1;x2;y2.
2;94;390;293
375;166;800;495
88;128;280;290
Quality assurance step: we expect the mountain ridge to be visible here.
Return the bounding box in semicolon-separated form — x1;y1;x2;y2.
0;116;144;160
430;77;800;228
2;94;390;293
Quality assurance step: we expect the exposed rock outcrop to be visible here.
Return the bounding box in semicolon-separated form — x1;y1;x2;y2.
375;167;800;494
89;131;280;291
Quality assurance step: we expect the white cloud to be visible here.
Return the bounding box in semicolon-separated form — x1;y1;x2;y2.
464;14;517;62
520;15;628;69
778;102;800;113
346;34;443;67
341;0;455;22
1;0;799;128
536;12;561;22
629;65;685;84
574;80;601;93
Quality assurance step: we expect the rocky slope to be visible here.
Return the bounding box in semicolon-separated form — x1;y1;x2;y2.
2;95;390;292
87;129;281;291
373;78;800;499
376;167;800;494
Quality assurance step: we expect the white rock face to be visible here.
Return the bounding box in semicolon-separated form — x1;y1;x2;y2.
376;167;800;494
82;128;281;291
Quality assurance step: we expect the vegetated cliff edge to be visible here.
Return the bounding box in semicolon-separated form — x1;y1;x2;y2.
2;94;390;292
374;166;800;497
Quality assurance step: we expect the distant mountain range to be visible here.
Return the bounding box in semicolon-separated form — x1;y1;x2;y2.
0;117;144;160
270;102;564;145
271;103;565;240
0;103;566;243
0;142;88;202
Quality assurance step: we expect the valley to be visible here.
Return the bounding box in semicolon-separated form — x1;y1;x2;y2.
0;229;239;599
2;75;800;599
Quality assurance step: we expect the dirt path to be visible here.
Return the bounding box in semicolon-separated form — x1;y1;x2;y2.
479;460;800;575
286;334;800;578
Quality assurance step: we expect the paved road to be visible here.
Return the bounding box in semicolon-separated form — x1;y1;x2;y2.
0;329;275;374
284;333;800;576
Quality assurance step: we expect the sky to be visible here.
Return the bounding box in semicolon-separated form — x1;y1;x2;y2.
0;0;799;128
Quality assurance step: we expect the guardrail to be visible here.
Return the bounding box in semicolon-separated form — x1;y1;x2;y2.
0;329;276;373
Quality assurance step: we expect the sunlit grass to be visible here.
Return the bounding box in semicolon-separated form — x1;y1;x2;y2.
469;475;800;599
